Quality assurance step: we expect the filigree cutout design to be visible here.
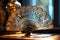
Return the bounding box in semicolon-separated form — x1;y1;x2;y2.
6;6;53;31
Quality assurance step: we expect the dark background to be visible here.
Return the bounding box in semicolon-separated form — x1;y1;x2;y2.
53;0;59;27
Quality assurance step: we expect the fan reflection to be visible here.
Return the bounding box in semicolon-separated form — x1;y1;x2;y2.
30;33;53;38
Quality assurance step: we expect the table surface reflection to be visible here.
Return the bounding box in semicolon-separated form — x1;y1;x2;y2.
0;33;60;40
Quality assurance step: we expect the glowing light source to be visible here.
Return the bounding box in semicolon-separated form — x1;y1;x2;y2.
31;33;53;38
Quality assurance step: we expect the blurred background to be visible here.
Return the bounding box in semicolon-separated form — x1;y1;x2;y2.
0;0;59;32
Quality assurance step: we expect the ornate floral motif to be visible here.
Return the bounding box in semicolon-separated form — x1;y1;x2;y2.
6;5;53;32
